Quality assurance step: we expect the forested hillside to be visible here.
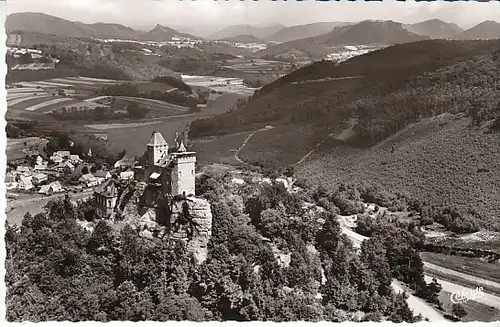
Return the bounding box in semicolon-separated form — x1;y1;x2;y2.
6;173;435;322
190;39;500;143
189;39;500;233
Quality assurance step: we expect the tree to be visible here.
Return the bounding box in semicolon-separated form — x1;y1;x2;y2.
451;303;467;320
126;103;148;119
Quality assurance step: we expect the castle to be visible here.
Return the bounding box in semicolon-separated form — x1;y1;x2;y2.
146;131;196;197
94;131;196;219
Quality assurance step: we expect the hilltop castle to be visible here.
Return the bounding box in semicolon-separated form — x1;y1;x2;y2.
146;131;196;197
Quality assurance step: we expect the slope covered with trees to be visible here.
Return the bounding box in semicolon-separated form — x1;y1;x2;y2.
190;39;500;143
6;173;438;322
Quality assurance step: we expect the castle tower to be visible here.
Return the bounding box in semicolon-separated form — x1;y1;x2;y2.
170;140;196;197
147;131;169;174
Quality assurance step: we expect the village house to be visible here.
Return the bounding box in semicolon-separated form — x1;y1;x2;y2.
18;176;34;191
39;181;63;196
34;163;48;171
50;154;64;164
94;170;112;180
36;155;44;166
114;154;135;170
146;131;196;197
32;173;48;185
55;161;75;173
54;150;71;159
94;179;119;219
120;171;135;181
79;173;100;187
15;166;31;174
69;154;82;165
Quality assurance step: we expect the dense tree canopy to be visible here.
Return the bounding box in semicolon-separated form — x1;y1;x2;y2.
6;172;429;322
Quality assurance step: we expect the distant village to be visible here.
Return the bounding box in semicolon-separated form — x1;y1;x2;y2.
6;147;137;198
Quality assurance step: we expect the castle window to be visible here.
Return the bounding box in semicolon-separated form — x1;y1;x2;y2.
191;170;194;175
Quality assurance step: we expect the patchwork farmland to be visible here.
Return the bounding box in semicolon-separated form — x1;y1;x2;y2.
6;77;190;118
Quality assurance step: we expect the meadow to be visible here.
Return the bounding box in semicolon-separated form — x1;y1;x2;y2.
238;123;336;168
192;131;253;168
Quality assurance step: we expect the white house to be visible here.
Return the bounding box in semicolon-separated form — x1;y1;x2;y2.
50;155;64;164
36;155;44;166
69;154;82;164
79;173;100;187
18;176;34;190
39;181;63;196
33;173;48;185
16;166;30;173
56;161;75;173
54;150;71;158
120;171;135;180
34;164;48;171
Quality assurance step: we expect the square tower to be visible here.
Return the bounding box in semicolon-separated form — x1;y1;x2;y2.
147;131;169;174
170;141;196;197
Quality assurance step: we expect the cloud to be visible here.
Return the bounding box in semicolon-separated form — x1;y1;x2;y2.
6;0;500;29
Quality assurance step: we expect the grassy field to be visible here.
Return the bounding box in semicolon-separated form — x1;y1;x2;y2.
238;124;332;168
438;290;500;322
296;115;500;231
192;131;253;167
421;252;500;284
6;137;49;161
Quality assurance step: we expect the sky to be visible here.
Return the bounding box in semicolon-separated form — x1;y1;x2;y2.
6;0;500;32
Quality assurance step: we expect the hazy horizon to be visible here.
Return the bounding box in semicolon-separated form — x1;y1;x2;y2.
6;0;500;36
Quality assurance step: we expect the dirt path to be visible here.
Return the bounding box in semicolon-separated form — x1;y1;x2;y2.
295;140;327;166
234;126;274;166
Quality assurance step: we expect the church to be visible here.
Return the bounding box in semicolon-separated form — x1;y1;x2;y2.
146;131;196;197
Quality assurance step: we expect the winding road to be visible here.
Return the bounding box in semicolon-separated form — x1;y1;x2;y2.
337;213;500;317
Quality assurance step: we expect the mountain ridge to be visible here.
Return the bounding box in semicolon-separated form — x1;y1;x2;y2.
457;20;500;40
6;12;196;41
403;19;463;39
207;24;286;40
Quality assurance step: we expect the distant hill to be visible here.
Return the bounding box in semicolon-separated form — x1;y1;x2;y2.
269;22;351;42
6;12;139;39
87;22;139;39
403;19;463;39
457;20;500;40
222;34;265;44
138;24;196;42
6;12;194;41
319;20;429;45
208;24;286;40
256;20;429;60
